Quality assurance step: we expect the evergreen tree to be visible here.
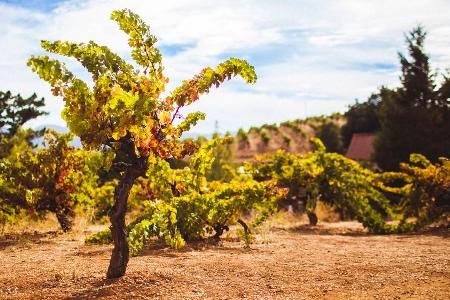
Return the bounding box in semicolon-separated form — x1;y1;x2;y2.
0;91;47;158
316;121;343;153
398;26;435;107
374;26;450;170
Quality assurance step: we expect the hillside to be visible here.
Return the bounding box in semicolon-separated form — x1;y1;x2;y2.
230;113;344;161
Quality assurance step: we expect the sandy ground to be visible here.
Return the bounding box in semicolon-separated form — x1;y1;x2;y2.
0;221;449;300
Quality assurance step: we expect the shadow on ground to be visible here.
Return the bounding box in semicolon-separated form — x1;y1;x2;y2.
138;236;255;258
282;223;449;238
284;224;368;236
0;231;59;250
63;273;169;299
394;226;449;239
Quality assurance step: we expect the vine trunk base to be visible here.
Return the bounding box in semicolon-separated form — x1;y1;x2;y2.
106;171;136;279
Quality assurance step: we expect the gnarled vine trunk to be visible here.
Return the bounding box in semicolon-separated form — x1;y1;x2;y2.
106;170;137;279
237;219;250;236
106;135;149;278
55;209;74;232
307;212;318;226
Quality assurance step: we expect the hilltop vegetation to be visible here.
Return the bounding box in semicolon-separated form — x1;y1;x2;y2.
226;113;345;161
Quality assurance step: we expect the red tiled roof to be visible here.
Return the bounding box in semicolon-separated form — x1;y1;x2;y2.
345;133;376;161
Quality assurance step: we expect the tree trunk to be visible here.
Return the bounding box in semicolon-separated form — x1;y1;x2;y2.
213;223;229;239
106;170;136;279
55;209;74;232
237;219;250;236
307;212;318;226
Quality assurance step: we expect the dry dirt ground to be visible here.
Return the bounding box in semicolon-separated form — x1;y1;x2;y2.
0;220;449;300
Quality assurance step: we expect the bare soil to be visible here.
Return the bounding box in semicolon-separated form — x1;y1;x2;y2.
0;221;449;300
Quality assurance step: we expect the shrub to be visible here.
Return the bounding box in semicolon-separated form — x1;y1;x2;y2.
87;137;285;255
260;131;270;145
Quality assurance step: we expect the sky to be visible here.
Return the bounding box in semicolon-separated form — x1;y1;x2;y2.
1;0;449;134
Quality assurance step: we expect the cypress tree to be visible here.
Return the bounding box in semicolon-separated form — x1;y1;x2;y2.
374;26;450;170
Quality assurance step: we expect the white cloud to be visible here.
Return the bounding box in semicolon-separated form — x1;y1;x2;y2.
1;0;449;133
180;87;351;134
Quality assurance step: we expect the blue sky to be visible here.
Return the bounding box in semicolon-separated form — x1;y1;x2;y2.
1;0;61;11
1;0;449;134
